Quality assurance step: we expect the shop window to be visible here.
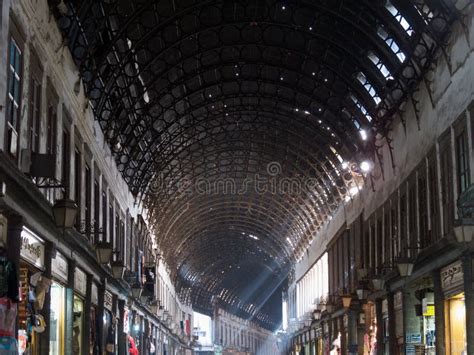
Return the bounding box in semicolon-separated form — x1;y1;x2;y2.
73;295;84;354
6;29;23;160
439;134;454;237
49;282;66;355
455;127;470;194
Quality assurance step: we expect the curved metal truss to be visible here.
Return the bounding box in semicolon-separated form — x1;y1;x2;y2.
51;0;458;328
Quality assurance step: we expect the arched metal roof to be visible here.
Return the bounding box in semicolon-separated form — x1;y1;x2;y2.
52;0;458;329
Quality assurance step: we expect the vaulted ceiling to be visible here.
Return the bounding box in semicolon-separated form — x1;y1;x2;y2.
51;0;457;329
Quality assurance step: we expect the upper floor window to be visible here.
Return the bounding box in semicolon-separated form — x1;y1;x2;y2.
28;53;42;153
62;129;70;191
85;163;92;233
6;36;23;158
455;128;470;194
46;103;57;155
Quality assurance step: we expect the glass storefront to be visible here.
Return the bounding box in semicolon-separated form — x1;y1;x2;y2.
73;295;84;354
49;282;66;355
445;293;466;354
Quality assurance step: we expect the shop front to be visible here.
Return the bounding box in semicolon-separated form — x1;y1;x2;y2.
90;283;99;355
441;261;467;354
73;267;87;354
103;290;116;354
401;277;436;355
49;252;69;355
363;301;377;354
18;227;47;355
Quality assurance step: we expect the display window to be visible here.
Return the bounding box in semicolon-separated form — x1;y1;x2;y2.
73;295;84;354
445;293;466;354
17;261;50;355
49;282;66;355
90;306;98;355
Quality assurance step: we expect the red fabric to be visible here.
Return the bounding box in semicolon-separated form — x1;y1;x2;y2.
128;336;139;355
185;319;191;335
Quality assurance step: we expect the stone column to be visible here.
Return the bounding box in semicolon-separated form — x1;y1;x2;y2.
432;269;446;355
375;299;383;355
462;255;474;355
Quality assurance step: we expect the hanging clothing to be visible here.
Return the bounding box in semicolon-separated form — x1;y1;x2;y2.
0;257;18;302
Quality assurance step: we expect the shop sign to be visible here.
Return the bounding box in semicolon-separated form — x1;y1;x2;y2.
20;227;45;270
406;333;422;344
52;252;68;282
104;291;113;311
441;261;463;290
91;283;98;305
423;305;435;317
74;268;87;296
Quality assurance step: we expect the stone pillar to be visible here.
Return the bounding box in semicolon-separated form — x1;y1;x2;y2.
375;299;383;355
387;292;397;355
82;273;92;354
432;269;446;355
462;255;474;355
